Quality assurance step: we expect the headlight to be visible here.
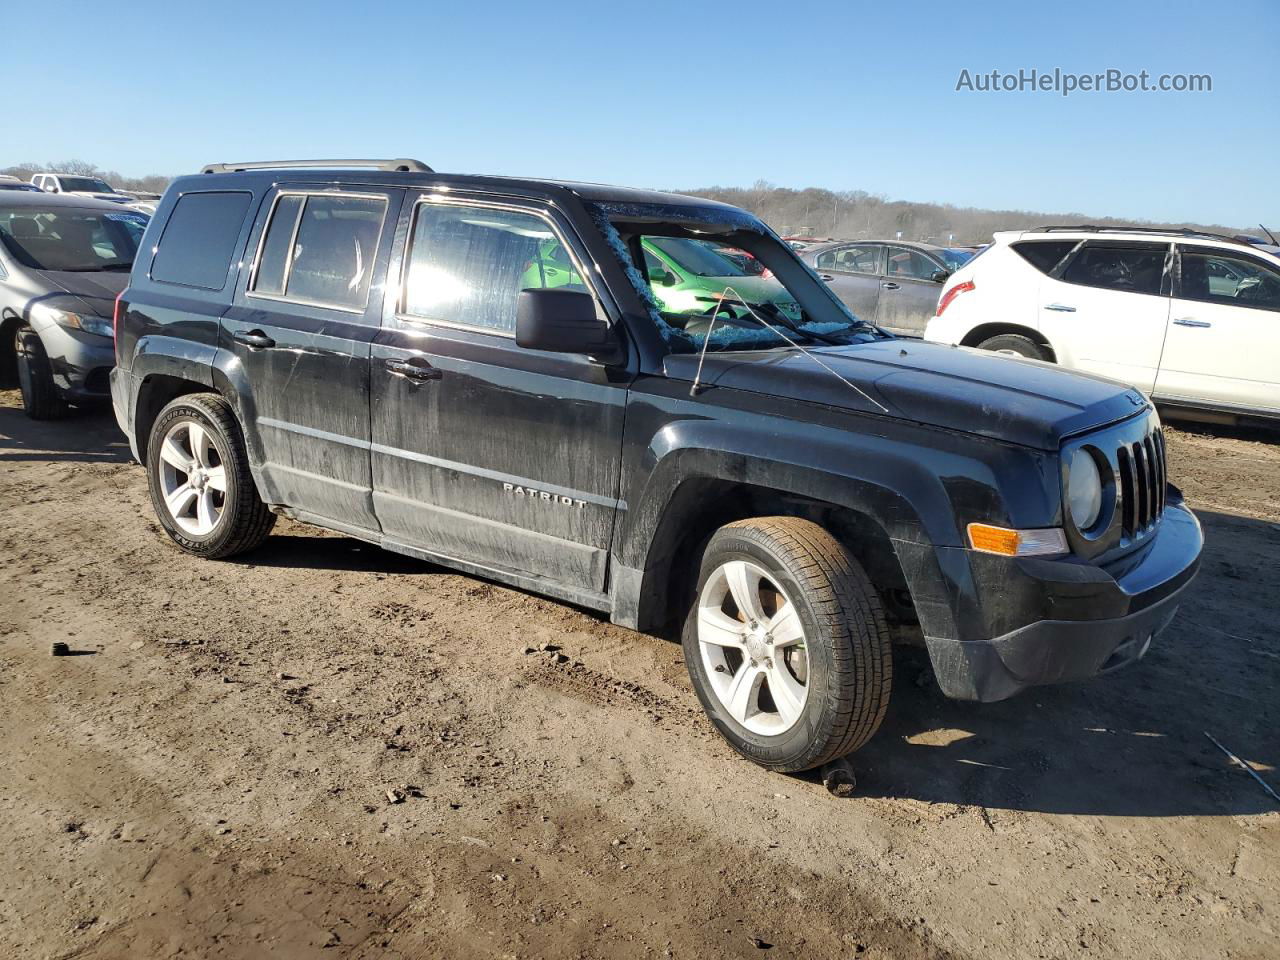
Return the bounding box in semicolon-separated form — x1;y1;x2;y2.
31;304;113;339
1067;447;1103;531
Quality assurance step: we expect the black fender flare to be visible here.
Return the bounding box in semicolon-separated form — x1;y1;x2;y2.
609;417;986;638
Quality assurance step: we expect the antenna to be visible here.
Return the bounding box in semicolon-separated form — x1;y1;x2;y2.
687;287;888;414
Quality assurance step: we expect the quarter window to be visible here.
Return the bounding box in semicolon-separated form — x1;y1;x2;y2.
251;194;387;310
401;202;583;334
1060;241;1168;296
1179;245;1280;311
151;191;252;290
1012;240;1078;274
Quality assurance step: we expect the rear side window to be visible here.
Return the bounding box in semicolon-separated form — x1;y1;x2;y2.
1060;241;1168;296
401;202;576;334
251;193;387;310
1012;240;1077;274
151;191;252;290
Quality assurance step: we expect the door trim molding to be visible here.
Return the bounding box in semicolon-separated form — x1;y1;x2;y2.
371;442;624;510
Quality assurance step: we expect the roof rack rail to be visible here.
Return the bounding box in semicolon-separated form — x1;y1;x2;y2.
200;158;433;175
1031;224;1245;245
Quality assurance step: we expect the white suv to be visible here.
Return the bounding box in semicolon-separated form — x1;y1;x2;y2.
925;227;1280;422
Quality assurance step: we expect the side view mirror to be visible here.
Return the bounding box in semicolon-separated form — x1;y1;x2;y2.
931;269;950;283
516;288;620;361
648;265;677;287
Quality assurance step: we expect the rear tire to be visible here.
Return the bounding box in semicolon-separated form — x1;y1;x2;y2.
15;326;70;420
682;517;892;773
146;393;275;558
976;333;1050;361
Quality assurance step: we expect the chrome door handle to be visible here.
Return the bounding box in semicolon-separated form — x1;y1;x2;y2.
385;356;442;382
1173;318;1211;328
881;281;900;290
1043;303;1076;312
819;274;834;282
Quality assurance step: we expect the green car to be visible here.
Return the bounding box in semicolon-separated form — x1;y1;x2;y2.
521;236;802;326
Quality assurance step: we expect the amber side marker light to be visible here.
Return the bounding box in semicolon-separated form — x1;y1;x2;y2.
967;523;1069;557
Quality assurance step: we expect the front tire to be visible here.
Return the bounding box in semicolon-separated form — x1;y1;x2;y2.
146;393;275;558
682;517;892;773
976;332;1050;361
14;326;70;420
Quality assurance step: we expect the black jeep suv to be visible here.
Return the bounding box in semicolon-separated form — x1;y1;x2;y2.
112;159;1202;772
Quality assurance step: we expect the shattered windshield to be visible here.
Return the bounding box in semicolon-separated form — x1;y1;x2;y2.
589;201;884;353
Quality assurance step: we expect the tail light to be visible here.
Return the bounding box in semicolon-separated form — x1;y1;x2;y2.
113;290;125;341
935;280;974;318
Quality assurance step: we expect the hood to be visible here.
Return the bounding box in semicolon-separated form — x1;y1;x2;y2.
665;338;1148;450
34;269;130;318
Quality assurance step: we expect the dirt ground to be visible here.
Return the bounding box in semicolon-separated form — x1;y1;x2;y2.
1;390;1276;960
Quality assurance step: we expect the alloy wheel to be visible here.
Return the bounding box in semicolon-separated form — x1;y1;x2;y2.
696;560;809;736
157;420;227;536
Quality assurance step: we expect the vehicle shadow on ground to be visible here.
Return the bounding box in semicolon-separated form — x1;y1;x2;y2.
234;534;429;576
829;508;1280;818
0;401;132;464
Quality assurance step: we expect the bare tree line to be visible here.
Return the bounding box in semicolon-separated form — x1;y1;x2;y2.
677;180;1255;245
2;160;171;195
2;162;1256;243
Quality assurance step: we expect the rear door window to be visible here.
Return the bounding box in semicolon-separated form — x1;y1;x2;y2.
251;193;387;311
150;191;253;290
1012;240;1078;274
1060;241;1169;296
885;246;941;281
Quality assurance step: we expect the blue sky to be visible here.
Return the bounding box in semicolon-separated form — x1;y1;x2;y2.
10;0;1277;227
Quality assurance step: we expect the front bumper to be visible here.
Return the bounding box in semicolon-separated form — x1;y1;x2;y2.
923;496;1202;702
38;322;115;401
